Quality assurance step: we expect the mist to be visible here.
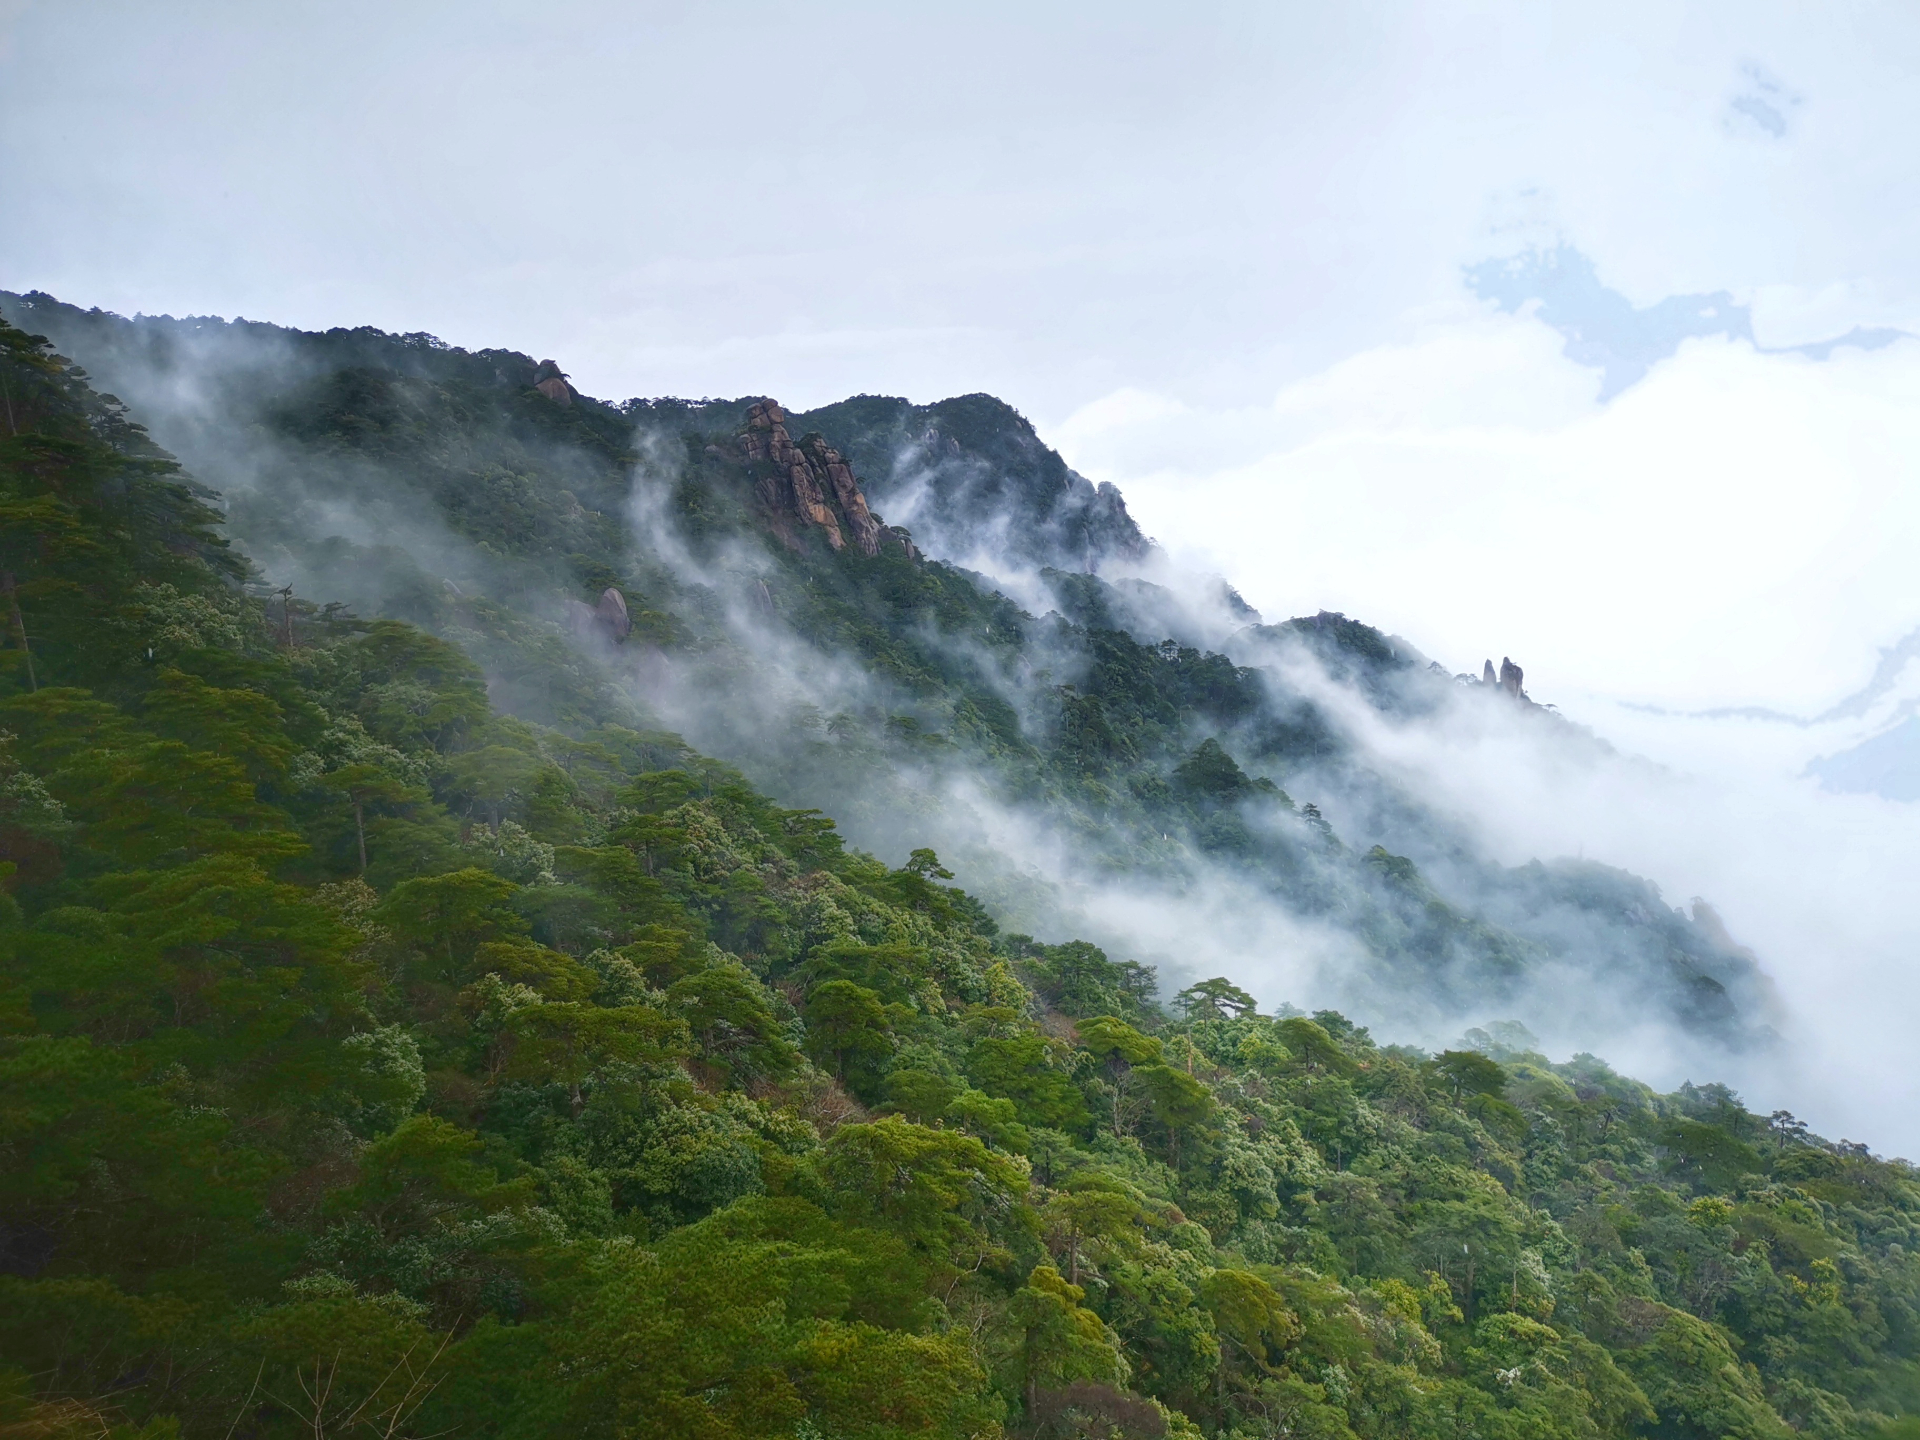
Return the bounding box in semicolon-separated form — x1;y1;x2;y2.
1265;636;1920;1150
582;398;1819;1143
1050;280;1920;1151
18;290;1870;1144
10;94;1920;1152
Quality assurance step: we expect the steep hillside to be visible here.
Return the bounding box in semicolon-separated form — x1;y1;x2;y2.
0;291;1775;1060
8;306;1920;1440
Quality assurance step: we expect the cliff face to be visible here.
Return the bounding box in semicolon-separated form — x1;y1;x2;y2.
739;400;884;557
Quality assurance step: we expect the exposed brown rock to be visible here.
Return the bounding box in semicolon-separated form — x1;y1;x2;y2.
805;434;881;554
532;359;574;406
789;456;843;549
739;399;883;556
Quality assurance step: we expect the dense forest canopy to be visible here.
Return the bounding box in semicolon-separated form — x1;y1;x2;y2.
4;307;1919;1439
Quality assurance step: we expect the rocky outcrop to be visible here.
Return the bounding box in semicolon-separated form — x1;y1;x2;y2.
595;586;630;640
532;359;574;406
1467;655;1532;703
1499;656;1525;700
740;400;884;556
567;586;630;643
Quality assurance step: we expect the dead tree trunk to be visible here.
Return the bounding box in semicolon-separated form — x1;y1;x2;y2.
2;572;36;691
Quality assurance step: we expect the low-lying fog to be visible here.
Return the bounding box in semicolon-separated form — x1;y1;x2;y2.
1065;303;1920;1155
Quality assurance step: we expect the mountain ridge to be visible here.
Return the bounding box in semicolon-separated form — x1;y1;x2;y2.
5;298;1919;1439
0;289;1776;1059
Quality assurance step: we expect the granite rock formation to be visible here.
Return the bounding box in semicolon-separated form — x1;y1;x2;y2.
1468;655;1533;703
740;400;883;556
567;586;631;643
595;586;630;640
532;359;574;405
1499;655;1526;700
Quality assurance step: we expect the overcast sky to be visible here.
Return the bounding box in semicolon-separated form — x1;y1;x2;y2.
9;0;1920;1144
8;1;1920;714
9;3;1918;402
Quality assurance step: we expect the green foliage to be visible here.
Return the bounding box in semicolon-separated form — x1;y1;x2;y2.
805;979;898;1088
1174;976;1258;1022
1431;1047;1509;1099
552;1200;1000;1440
1003;1264;1130;1404
7;309;1920;1440
823;1116;1027;1266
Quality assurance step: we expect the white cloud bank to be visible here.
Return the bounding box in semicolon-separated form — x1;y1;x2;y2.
1056;312;1920;1151
1058;310;1920;713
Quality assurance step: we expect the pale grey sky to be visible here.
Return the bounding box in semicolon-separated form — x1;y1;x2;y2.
8;0;1920;708
7;2;1919;418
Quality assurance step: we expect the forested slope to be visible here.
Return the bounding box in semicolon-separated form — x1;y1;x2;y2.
5;311;1920;1438
0;291;1778;1053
